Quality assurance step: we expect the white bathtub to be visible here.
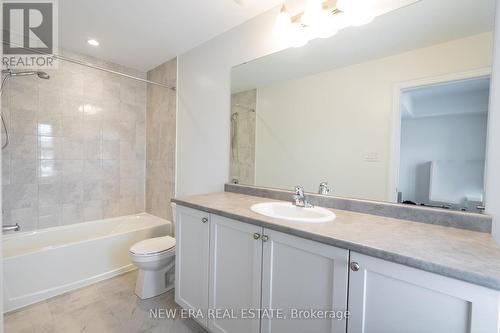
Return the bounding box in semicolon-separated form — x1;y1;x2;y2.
3;213;171;312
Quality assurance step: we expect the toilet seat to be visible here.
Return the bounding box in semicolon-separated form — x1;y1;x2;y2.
129;236;176;256
130;250;174;264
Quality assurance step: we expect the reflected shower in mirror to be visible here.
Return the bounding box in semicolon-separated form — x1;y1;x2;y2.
229;0;495;213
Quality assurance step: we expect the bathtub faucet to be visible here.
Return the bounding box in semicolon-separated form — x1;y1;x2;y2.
3;223;20;232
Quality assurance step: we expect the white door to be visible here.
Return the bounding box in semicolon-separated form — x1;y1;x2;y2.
261;229;349;333
348;252;500;333
175;205;210;327
208;215;263;333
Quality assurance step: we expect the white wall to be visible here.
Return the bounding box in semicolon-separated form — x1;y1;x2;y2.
486;1;500;243
254;34;493;201
177;7;286;196
177;2;500;243
1;3;3;327
0;2;3;327
400;114;487;205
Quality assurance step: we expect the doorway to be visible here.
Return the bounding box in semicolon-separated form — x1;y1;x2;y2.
390;70;491;212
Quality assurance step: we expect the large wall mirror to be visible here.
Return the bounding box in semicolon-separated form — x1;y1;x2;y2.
230;0;495;213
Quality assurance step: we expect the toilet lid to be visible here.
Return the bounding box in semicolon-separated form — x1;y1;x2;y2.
130;236;176;255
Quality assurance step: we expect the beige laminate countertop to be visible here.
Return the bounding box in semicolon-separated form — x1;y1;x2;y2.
172;192;500;290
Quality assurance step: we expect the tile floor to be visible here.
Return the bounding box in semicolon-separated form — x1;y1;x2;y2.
4;270;208;333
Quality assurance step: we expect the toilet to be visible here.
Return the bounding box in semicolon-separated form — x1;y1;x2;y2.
129;203;178;299
129;236;176;299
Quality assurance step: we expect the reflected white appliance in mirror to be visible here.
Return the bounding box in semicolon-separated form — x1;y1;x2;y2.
230;0;495;213
398;77;489;212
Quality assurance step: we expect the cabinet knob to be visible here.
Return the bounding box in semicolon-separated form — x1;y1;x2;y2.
350;262;360;272
253;233;261;240
261;235;269;242
202;217;208;223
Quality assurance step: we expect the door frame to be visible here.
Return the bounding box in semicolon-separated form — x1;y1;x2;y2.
387;67;492;202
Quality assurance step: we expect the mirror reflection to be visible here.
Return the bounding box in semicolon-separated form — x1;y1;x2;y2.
230;0;495;212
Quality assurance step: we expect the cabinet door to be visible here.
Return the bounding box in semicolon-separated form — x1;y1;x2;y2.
261;229;349;333
175;206;210;327
348;252;500;333
208;215;263;333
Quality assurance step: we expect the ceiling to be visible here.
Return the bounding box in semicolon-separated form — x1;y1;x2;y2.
59;0;283;72
406;77;491;101
232;0;496;93
402;77;491;119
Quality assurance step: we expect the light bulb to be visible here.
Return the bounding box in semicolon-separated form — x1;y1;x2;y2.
274;6;293;37
87;39;99;46
301;0;324;26
348;11;375;26
335;0;350;12
289;26;309;48
336;0;375;26
309;15;339;39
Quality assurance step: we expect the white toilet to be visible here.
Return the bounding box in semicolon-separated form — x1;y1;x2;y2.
129;236;176;299
130;204;178;299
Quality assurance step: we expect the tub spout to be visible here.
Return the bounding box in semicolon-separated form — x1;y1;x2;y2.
3;224;20;232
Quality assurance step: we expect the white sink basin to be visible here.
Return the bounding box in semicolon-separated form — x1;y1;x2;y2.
250;202;336;223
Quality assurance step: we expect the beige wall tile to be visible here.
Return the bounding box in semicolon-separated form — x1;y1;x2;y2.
145;58;177;221
1;50;148;231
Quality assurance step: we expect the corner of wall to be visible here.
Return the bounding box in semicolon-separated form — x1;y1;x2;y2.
0;2;3;327
486;0;500;244
145;57;178;221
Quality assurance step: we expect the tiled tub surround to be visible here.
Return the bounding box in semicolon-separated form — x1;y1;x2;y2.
225;183;492;233
172;192;500;290
146;58;177;221
1;51;147;231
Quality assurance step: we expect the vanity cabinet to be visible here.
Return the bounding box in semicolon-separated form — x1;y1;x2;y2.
208;215;263;333
175;205;500;333
261;229;349;333
175;206;211;327
207;215;349;333
347;252;500;333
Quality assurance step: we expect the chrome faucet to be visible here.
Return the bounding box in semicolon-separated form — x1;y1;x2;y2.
318;182;330;195
3;223;20;232
293;186;313;208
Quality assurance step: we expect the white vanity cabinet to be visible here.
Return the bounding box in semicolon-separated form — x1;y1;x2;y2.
208;215;263;333
261;229;349;333
207;215;349;333
175;205;500;333
175;206;211;327
347;252;500;333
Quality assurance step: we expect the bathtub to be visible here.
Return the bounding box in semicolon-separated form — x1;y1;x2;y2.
3;213;171;312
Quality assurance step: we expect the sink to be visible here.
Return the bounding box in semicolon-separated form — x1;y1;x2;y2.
250;202;336;223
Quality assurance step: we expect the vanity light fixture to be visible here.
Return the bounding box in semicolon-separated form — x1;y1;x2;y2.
274;5;309;48
274;5;293;36
87;39;100;46
274;0;419;48
301;0;325;26
336;0;375;26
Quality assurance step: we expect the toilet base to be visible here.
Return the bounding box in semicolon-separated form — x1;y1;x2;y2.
135;265;175;299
